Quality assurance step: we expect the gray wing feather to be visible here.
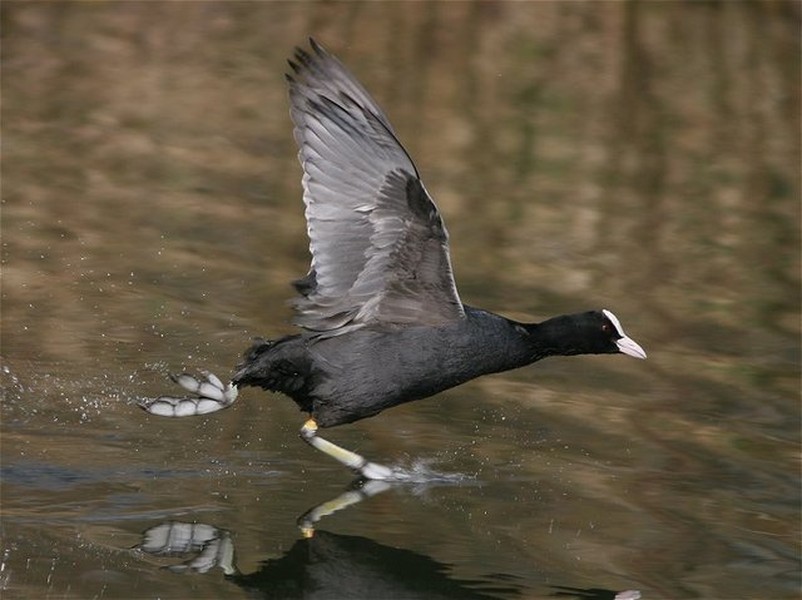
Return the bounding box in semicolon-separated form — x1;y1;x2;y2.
287;40;465;335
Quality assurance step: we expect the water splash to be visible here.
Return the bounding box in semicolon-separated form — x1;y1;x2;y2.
369;456;478;487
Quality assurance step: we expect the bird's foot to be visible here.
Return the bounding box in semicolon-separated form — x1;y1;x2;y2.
138;371;238;417
135;521;237;575
359;461;395;480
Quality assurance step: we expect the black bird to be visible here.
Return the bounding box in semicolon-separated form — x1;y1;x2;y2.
140;39;646;480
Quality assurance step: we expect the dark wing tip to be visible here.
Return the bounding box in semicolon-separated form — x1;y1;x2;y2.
293;270;318;297
293;39;330;74
294;47;313;69
309;37;326;55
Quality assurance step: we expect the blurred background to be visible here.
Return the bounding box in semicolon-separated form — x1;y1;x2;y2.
2;2;799;599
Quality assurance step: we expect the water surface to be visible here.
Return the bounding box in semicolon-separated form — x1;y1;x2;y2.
2;2;800;599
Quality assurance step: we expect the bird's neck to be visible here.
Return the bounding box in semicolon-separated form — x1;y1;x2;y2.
515;314;590;362
461;308;590;374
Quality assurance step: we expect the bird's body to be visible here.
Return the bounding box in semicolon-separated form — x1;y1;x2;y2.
235;307;630;428
140;39;646;480
235;307;529;427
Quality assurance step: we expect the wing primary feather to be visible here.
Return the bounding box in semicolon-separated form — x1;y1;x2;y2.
286;40;465;335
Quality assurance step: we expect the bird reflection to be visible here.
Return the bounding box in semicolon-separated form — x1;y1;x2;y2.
552;586;641;600
135;518;639;600
134;479;638;600
136;523;519;599
296;477;394;537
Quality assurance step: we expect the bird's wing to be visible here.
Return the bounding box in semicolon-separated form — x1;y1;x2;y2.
286;39;464;335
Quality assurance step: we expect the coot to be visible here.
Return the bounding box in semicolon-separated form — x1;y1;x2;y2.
140;39;646;480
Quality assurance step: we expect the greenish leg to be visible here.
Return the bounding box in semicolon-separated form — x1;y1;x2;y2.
299;418;394;481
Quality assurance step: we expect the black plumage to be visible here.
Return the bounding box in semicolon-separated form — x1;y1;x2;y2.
141;40;645;478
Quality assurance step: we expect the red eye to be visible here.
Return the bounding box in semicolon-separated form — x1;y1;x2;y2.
602;323;610;332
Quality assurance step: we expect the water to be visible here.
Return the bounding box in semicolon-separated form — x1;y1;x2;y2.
2;2;799;599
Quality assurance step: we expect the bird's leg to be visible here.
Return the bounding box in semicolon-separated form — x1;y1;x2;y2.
297;479;392;538
300;418;394;481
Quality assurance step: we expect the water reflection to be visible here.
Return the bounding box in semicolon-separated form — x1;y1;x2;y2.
135;517;639;600
137;520;521;599
296;478;399;536
2;1;800;599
